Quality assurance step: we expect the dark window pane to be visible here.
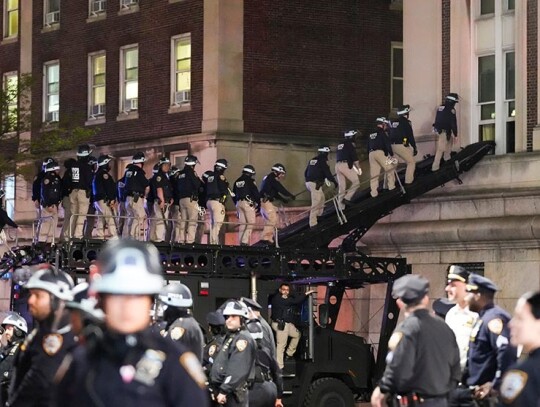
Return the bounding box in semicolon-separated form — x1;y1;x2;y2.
392;79;403;109
507;0;515;11
481;103;495;120
506;52;515;100
506;122;515;153
478;55;495;103
393;48;403;78
481;0;494;14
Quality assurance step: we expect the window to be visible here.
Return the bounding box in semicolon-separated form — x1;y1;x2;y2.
44;0;60;26
120;45;138;113
505;51;515;152
89;52;106;119
480;0;494;15
44;62;59;123
478;55;495;142
2;72;18;133
89;0;107;16
505;0;515;11
391;43;403;109
120;0;138;9
2;175;15;219
3;0;18;38
171;34;191;106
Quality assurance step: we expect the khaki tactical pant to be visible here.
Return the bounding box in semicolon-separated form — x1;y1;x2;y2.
392;144;416;184
305;181;325;227
39;205;58;243
180;198;199;244
94;200;118;239
335;161;360;203
125;196;146;240
69;189;89;238
432;130;453;171
369;150;396;197
260;201;278;242
271;321;301;369
207;200;225;245
236;200;256;245
59;196;71;242
153;202;170;242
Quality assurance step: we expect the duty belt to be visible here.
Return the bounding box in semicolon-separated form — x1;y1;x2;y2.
337;160;348;163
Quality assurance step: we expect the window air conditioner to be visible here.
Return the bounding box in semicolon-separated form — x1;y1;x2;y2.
174;90;191;105
47;111;59;122
45;11;60;25
91;0;106;14
121;0;138;8
91;104;105;117
124;98;138;112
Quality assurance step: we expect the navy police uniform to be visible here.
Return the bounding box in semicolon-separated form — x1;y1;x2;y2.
205;170;229;245
39;170;62;243
163;316;205;363
258;170;294;243
432;95;459;171
203;312;226;375
209;328;255;407
153;170;173;242
499;348;540;406
54;328;209;407
389;112;417;184
176;166;202;244
123;164;149;240
93;167;118;238
335;134;361;205
233;172;260;245
248;342;283;407
376;275;461;407
368;122;395;198
67;157;93;238
304;151;337;228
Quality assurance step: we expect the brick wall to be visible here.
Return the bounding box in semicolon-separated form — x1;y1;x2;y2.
31;0;204;146
527;0;538;152
0;6;21;84
441;0;450;99
243;0;403;141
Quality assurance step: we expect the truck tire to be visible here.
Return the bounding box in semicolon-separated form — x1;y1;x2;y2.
303;377;355;407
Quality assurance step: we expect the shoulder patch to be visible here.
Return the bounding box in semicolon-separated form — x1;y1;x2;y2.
159;329;167;337
488;318;503;335
388;332;403;351
103;173;109;180
179;352;207;389
235;339;248;352
500;370;528;403
44;178;50;185
451;109;456;114
156;176;162;182
42;333;63;356
208;344;217;357
220;175;225;181
170;326;185;341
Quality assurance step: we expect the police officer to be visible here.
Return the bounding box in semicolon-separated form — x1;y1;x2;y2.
233;165;261;246
39;159;62;243
153;157;174;242
432;93;459;171
368;117;396;198
270;283;316;369
371;274;461;407
246;320;283;407
116;166;128;237
177;155;202;244
168;166;181;241
59;158;76;242
84;156;99;239
259;164;295;245
209;300;256;406
8;266;76;406
32;158;53;231
499;291;540;406
0;313;27;404
335;130;361;208
240;297;276;360
158;283;205;362
203;311;226;375
456;274;517;406
147;163;160;241
124;152;149;240
444;265;478;371
54;239;209;407
0;190;20;246
195;171;212;244
389;104;418;184
304;146;337;228
65;282;104;339
67;144;94;238
93;154;118;239
205;159;230;245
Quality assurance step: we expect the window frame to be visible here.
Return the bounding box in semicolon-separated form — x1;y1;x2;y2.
390;42;403;110
43;0;60;27
3;0;19;39
119;44;139;116
88;0;107;17
2;71;18;133
43;60;60;123
88;51;106;121
170;33;192;107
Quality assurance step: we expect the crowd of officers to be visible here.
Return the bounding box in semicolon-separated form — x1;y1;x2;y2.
371;266;540;407
27;93;461;243
0;239;291;407
31;145;296;246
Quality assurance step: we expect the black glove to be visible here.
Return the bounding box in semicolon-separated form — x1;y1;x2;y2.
281;198;289;204
413;148;418;156
289;195;296;201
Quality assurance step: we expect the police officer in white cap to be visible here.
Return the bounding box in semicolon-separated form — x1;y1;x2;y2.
335;130;361;208
0;313;27;404
158;283;205;362
54;239;209;406
368;117;396;198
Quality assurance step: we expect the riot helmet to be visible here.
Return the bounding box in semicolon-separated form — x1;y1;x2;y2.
98;154;114;168
44;160;60;173
246;319;264;341
91;239;164;295
344;130;357;138
77;144;93;157
158;156;171;167
25;265;74;301
214;159;228;171
42;157;54;170
318;146;331;154
158;283;193;308
222;300;250;319
88;156;98;167
184;155;199;166
169;166;180;177
445;93;459;103
271;163;286;174
397;104;411;116
1;312;28;334
242;164;256;176
65;282;105;321
131;152;146;164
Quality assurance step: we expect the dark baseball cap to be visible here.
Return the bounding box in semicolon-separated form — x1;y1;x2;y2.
392;274;429;304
